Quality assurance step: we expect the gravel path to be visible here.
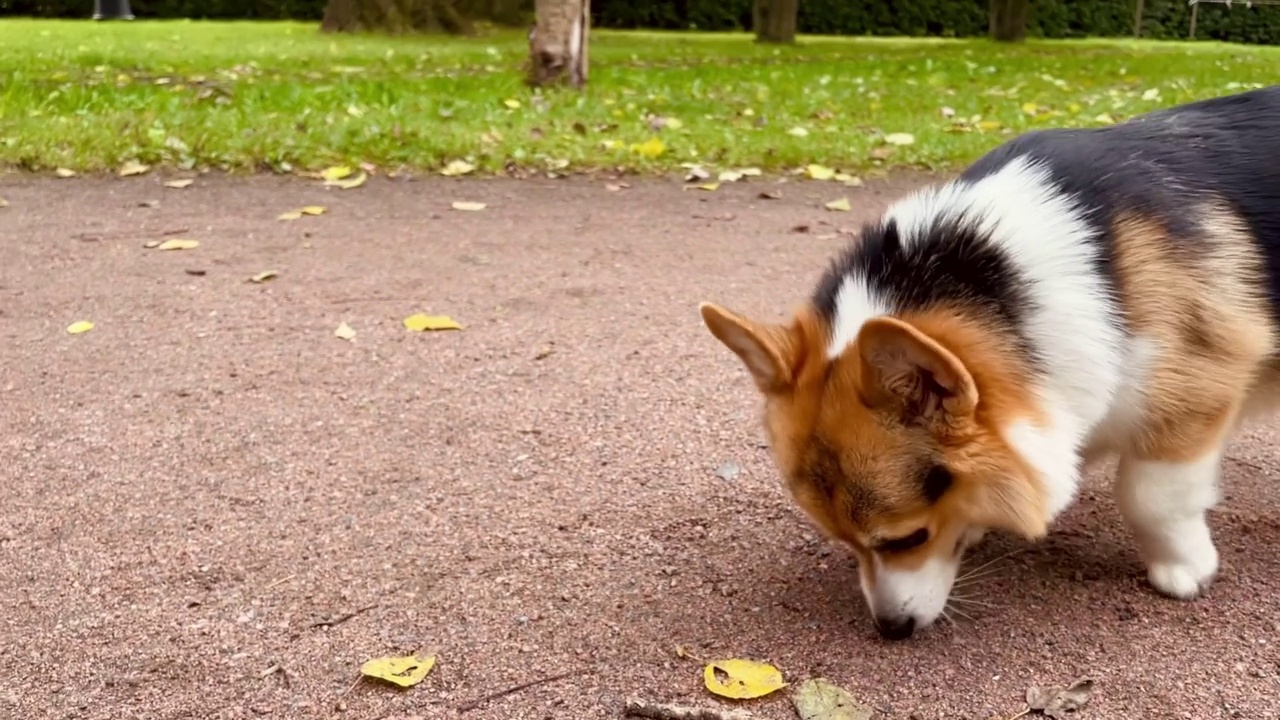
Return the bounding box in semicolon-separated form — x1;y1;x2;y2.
2;172;1278;720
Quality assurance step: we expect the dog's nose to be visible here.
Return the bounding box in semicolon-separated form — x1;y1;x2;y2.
874;615;916;641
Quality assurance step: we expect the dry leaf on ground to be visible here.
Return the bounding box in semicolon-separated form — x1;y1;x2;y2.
691;182;720;192
758;190;782;200
325;171;367;190
278;206;327;220
0;197;7;207
791;678;872;720
451;201;486;212
320;165;353;182
118;160;151;177
335;322;357;341
154;239;200;251
703;659;787;700
835;173;863;186
738;167;763;177
1026;677;1094;718
249;270;278;284
805;164;837;180
883;132;916;146
66;321;95;335
824;198;852;212
718;170;744;183
164;179;195;189
359;653;436;689
404;313;463;332
441;159;477;177
55;168;78;178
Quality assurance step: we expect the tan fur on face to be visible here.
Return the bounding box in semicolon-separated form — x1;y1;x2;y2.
699;300;1051;585
1103;203;1278;464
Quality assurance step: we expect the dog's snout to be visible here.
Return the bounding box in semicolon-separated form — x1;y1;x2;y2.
874;614;916;641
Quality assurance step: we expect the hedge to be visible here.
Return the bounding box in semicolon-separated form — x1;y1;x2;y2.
4;0;1278;45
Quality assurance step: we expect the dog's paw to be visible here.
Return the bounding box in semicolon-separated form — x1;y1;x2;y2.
1146;544;1219;600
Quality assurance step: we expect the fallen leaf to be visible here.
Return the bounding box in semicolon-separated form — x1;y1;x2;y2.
835;173;863;187
824;197;852;212
630;137;666;159
693;182;720;192
703;659;787;700
758;190;782;200
403;313;463;332
441;159;476;177
792;678;873;720
249;270;278;283
1093;113;1116;125
278;205;327;220
717;170;744;183
325;171;367;190
739;167;763;177
1021;101;1041;116
335;322;357;341
869;147;895;160
1026;677;1094;718
685;166;711;182
154;239;200;250
321;165;353;182
185;269;206;276
0;197;7;207
118;160;151;177
605;183;625;192
883;132;915;146
1142;88;1160;101
787;126;810;137
977;120;1003;132
940;106;956;118
503;98;522;109
451;201;486;212
806;164;837;181
66;321;95;335
359;653;436;689
55;168;78;178
164;178;195;189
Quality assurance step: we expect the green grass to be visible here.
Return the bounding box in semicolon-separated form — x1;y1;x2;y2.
1;18;1277;177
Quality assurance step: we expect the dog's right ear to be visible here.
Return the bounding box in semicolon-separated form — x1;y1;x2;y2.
698;302;805;395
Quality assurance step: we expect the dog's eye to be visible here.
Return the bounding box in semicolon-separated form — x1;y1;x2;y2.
876;528;930;554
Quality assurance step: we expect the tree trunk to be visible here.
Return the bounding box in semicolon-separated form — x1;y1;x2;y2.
754;0;798;44
989;0;1028;43
1189;0;1199;39
321;0;473;34
527;0;589;88
1132;0;1145;37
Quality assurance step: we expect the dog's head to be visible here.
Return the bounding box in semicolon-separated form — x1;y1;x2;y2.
698;300;1049;639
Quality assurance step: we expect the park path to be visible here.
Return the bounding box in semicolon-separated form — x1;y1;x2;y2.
1;172;1279;720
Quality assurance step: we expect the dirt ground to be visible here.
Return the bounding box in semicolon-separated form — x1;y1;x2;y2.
2;171;1279;720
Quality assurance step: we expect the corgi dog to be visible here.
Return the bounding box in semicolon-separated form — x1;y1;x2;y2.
699;86;1280;640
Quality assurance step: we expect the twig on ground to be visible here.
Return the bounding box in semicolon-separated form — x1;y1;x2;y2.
1003;709;1031;720
259;663;292;689
456;669;583;712
310;602;379;629
1227;455;1267;473
264;574;295;590
623;698;758;720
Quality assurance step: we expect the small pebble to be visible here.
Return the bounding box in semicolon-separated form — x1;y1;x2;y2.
715;462;741;480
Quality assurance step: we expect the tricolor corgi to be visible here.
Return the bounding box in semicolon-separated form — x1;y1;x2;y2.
699;86;1280;640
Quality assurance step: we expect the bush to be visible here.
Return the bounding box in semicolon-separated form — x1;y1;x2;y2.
4;0;1279;45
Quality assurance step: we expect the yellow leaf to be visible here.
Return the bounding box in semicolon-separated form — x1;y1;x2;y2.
321;165;353;182
503;98;522;109
1067;102;1083;114
441;159;476;177
1021;101;1040;116
55;168;77;178
792;678;873;720
717;170;744;183
977;120;1003;132
630;137;666;159
1142;88;1160;101
0;196;7;207
451;201;486;212
739;167;763;177
279;210;303;220
66;321;95;335
703;659;787;700
805;164;836;181
359;653;436;689
119;160;151;177
403;313;463;332
279;206;326;221
249;270;278;283
824;197;852;212
835;173;863;187
787;126;810;137
335;322;357;341
694;182;720;192
325;171;367;190
1094;113;1116;125
154;239;200;250
164;178;195;189
663;117;684;130
883;132;915;146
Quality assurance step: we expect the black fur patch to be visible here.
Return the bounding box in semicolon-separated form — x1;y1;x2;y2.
919;463;953;504
812;215;1042;371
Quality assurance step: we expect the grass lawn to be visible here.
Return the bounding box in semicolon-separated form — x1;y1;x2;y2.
0;18;1276;177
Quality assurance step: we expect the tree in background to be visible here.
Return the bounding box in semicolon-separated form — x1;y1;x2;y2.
321;0;529;34
526;0;590;88
754;0;798;43
989;0;1029;41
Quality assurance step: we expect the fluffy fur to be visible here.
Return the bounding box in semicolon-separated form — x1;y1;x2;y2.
699;86;1280;640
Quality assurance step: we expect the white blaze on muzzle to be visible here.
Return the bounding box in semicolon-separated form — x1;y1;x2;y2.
861;552;960;629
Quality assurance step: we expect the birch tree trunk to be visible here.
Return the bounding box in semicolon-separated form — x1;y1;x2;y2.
527;0;590;88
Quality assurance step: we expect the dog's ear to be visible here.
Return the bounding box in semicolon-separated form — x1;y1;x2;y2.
699;302;806;395
856;316;978;425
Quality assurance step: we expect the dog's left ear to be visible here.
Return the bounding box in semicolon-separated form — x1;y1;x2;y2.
856;315;978;425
